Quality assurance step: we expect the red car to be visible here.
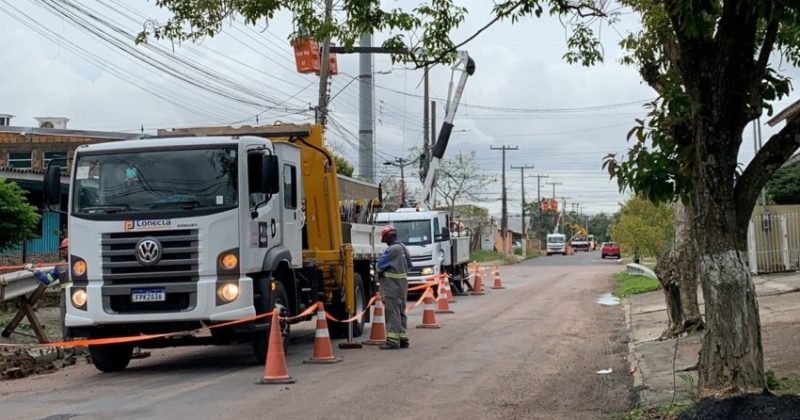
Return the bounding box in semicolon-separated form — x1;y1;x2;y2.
601;242;620;259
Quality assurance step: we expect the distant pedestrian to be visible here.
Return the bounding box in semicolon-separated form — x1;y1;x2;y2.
377;225;411;349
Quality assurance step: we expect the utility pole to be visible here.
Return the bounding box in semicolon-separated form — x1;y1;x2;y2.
547;181;562;200
358;33;375;182
490;145;519;258
421;67;430;182
384;157;417;207
316;0;334;126
511;164;535;256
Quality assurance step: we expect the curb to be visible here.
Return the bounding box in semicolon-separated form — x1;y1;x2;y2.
623;297;646;403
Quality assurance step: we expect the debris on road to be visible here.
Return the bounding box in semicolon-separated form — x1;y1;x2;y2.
597;293;621;306
596;368;613;374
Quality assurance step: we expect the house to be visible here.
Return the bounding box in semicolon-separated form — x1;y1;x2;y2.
0;115;137;261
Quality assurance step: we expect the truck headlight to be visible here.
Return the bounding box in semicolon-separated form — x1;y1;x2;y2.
72;260;87;277
421;266;434;275
217;283;240;303
71;289;87;308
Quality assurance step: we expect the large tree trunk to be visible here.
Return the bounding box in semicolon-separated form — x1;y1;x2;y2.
693;123;765;392
654;201;704;339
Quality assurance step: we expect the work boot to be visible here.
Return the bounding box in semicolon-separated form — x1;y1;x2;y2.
400;340;410;349
379;341;400;350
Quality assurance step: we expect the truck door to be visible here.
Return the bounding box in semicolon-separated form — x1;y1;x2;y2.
281;161;302;266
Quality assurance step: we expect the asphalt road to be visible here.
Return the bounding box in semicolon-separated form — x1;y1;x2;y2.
0;251;632;420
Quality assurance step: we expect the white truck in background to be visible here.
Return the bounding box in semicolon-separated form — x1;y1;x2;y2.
375;209;471;294
546;233;567;256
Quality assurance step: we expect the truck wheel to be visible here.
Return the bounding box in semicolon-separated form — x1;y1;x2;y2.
89;343;133;372
251;281;290;364
329;273;365;339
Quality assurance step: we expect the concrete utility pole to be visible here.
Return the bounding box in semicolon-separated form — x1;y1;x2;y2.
384;157;417;207
421;67;430;182
547;181;562;199
511;164;535;256
490;145;519;258
358;33;375;182
316;0;334;126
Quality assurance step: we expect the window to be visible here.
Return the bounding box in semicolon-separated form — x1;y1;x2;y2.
283;164;297;209
43;152;67;169
40;121;54;129
8;152;32;169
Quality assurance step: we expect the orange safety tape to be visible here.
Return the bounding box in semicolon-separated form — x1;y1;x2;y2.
325;294;380;324
405;286;432;313
43;303;320;349
408;280;438;292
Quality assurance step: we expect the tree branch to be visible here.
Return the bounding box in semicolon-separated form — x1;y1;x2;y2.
748;1;780;117
735;116;800;230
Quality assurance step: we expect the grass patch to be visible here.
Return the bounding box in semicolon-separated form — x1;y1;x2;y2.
614;272;660;297
470;250;502;262
767;370;800;394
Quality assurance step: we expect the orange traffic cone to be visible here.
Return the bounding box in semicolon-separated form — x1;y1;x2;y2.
443;275;457;302
363;297;387;345
257;311;295;384
472;266;485;296
436;279;454;314
304;306;342;364
492;265;506;289
417;289;441;329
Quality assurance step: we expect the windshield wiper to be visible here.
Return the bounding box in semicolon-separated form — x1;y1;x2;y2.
146;200;203;210
79;204;131;214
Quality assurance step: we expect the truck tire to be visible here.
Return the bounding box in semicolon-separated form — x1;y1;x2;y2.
251;281;290;364
329;273;365;339
89;343;133;372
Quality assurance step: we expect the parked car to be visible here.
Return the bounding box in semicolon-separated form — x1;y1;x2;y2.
601;242;621;259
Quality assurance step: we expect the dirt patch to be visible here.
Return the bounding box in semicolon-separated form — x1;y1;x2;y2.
0;347;59;380
678;393;800;420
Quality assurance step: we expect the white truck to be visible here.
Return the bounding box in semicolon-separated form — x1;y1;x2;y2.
375;209;471;293
546;233;567;256
43;124;385;372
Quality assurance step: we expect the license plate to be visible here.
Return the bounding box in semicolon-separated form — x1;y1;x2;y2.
131;288;166;302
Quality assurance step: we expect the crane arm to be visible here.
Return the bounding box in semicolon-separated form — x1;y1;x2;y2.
418;51;476;208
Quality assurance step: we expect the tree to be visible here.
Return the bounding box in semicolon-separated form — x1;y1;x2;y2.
610;196;674;258
334;154;354;177
767;163;800;204
436;151;496;220
602;1;800;391
586;212;613;243
141;0;800;393
0;179;41;251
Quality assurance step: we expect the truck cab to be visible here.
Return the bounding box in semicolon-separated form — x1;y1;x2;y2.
375;209;471;293
546;233;567;256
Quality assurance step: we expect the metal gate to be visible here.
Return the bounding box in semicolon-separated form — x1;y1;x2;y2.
747;211;800;274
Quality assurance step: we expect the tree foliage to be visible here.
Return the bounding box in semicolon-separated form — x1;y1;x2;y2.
139;1;609;66
610;196;674;258
0;179;41;251
334;154;354;177
767;163;800;205
436;151;496;219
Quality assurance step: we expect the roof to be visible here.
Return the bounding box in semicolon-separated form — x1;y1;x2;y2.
0;166;69;184
0;125;137;139
76;136;246;152
767;98;800;127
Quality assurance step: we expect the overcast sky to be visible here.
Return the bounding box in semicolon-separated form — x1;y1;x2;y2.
1;1;798;216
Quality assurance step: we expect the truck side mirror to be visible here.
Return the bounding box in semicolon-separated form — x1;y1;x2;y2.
43;164;62;209
248;153;280;195
263;155;280;194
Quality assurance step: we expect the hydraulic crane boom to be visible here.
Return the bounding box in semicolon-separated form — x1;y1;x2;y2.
418;51;476;208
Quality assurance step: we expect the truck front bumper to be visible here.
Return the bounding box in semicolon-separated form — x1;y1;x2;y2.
65;275;256;327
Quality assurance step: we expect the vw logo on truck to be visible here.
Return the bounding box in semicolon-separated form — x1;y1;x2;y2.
136;238;162;265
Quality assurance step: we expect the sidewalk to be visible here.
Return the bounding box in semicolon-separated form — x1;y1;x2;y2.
625;272;800;406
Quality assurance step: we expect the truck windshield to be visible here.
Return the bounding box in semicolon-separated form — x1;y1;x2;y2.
392;220;432;246
72;147;238;215
548;236;565;244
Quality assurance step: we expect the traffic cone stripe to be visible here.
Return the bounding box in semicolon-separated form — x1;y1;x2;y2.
315;327;329;338
372;314;385;323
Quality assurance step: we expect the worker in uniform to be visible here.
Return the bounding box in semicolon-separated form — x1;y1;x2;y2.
377;225;411;350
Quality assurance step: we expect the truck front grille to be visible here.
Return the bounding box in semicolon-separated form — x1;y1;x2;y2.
102;229;199;284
